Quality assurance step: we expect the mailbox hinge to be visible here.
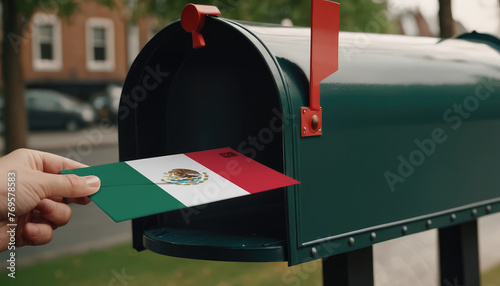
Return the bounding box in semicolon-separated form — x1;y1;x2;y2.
181;4;221;49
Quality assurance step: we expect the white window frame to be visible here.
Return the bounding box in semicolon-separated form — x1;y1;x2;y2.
86;18;115;72
32;13;62;71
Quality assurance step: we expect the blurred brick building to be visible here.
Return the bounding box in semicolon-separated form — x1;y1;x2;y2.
1;1;156;101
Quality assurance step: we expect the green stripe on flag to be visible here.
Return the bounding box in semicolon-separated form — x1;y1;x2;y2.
93;185;185;222
61;162;151;187
61;162;186;222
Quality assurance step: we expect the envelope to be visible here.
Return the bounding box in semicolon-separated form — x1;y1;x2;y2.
60;147;300;222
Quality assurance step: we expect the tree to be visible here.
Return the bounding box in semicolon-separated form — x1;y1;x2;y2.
1;0;113;153
438;0;455;37
133;0;394;32
1;1;27;153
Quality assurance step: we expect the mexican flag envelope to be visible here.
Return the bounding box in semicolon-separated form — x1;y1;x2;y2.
60;147;300;222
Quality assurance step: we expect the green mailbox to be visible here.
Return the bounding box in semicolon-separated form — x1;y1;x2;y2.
120;2;500;282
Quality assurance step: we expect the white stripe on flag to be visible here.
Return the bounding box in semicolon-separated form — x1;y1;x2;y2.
125;154;248;207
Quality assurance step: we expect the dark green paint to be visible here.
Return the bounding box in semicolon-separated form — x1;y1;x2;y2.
242;23;500;265
144;227;286;262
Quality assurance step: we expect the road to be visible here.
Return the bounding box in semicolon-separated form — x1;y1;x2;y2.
0;127;499;285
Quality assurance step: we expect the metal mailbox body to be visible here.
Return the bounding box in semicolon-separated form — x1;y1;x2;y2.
119;17;500;266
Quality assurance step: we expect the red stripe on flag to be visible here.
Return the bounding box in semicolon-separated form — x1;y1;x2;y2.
185;147;299;194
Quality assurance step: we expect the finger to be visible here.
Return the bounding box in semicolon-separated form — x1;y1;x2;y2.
22;209;57;229
64;197;92;205
35;199;72;227
28;209;41;223
38;173;100;199
49;196;91;205
22;223;54;246
31;150;88;174
47;196;64;203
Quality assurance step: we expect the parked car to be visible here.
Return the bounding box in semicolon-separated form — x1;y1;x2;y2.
90;84;122;123
0;89;96;132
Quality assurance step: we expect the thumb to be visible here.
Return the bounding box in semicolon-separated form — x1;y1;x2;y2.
39;173;101;199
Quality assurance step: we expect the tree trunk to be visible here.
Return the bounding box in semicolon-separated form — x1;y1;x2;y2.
1;0;28;153
438;0;455;38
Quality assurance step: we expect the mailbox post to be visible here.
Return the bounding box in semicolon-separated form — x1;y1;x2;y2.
119;1;500;285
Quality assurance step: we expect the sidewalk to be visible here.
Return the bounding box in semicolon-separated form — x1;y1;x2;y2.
0;124;118;153
374;212;500;285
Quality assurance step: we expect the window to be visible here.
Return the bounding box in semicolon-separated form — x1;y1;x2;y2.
32;14;62;71
93;27;107;61
86;18;115;72
39;25;54;59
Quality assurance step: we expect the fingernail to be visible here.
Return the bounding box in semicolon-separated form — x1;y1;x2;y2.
85;176;100;189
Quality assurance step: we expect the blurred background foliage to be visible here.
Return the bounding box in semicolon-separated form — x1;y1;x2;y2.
132;0;396;33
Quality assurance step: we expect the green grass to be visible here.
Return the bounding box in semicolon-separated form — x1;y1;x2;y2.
2;243;500;285
483;264;500;286
0;243;322;286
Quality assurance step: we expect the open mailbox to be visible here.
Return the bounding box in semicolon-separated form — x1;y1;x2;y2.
119;2;500;266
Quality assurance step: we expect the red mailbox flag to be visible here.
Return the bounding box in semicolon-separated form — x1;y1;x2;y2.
310;0;340;109
302;0;340;137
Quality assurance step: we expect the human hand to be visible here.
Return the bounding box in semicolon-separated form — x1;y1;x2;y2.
0;149;100;252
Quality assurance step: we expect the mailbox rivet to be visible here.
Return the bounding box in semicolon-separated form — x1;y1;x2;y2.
303;127;306;131
311;115;319;131
450;214;456;221
303;109;306;114
486;205;492;213
426;219;432;228
348;237;355;246
401;225;408;235
370;232;376;241
471;209;478;217
310;247;317;258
